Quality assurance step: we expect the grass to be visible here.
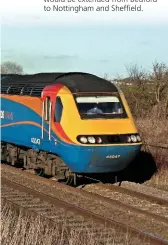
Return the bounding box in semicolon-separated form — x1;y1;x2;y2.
136;119;168;190
1;200;141;245
146;168;168;191
136;119;168;147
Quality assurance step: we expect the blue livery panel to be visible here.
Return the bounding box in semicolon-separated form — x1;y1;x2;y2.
1;97;141;173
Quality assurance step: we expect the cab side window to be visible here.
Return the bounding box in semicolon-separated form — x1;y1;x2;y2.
54;97;63;123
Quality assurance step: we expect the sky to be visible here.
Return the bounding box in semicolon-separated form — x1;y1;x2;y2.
1;0;168;78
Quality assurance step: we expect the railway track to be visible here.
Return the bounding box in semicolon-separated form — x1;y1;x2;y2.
1;164;168;245
82;183;168;223
2;179;120;245
98;183;168;203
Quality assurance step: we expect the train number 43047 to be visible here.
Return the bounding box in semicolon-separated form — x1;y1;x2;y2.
106;155;120;159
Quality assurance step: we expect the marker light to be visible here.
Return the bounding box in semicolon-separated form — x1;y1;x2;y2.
96;137;102;144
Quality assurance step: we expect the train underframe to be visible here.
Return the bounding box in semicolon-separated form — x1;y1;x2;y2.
1;142;76;186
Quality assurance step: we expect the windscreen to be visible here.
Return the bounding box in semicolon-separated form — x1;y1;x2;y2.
75;95;127;119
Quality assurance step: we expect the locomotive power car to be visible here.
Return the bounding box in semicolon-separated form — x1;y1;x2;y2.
1;72;142;185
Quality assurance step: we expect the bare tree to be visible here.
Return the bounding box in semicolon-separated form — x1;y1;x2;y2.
149;61;168;119
126;64;147;88
1;61;23;74
151;61;168;104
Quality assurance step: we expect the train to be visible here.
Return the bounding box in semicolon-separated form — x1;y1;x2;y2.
1;72;142;185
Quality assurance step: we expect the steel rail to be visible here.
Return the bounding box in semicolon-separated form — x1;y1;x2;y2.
143;143;168;150
82;187;168;224
98;183;168;206
1;177;168;245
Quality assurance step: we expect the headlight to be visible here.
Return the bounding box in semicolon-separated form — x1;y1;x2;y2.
131;135;137;143
88;136;96;144
96;137;102;144
126;136;131;143
136;135;141;142
79;136;87;144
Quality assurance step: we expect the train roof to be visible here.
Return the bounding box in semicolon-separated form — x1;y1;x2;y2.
1;72;118;97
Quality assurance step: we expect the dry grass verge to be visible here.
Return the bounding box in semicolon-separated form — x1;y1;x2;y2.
1;199;137;245
145;168;168;191
136;119;168;190
136;119;168;147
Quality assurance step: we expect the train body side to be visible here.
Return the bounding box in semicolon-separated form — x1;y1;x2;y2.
1;86;141;173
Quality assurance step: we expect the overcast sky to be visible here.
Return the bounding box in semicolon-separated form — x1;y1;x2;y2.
1;0;168;78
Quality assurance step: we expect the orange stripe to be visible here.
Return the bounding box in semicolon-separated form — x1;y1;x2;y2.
1;95;42;116
1;121;41;128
